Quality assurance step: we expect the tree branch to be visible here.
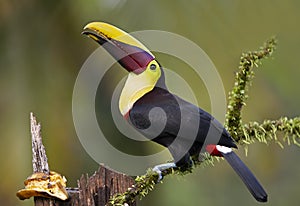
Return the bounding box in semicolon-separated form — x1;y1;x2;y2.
225;37;277;141
240;117;300;154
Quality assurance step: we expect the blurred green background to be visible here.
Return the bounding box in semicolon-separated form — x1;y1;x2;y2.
1;0;300;205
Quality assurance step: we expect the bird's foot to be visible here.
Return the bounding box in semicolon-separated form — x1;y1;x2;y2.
152;162;176;182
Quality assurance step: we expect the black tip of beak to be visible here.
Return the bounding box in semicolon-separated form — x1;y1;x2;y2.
81;28;93;36
82;28;107;45
81;30;89;35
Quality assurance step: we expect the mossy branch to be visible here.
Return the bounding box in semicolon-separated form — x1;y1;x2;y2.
108;36;300;205
225;37;277;141
241;117;300;153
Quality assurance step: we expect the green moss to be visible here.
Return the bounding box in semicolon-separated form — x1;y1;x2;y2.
225;37;277;141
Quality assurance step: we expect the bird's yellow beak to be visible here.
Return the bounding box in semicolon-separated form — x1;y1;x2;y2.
82;22;155;74
83;22;163;115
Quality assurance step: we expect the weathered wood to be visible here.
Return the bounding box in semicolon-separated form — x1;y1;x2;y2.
30;112;49;174
76;165;136;206
30;112;52;205
33;166;136;206
28;113;136;206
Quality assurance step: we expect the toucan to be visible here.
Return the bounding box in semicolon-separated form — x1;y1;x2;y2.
82;22;268;202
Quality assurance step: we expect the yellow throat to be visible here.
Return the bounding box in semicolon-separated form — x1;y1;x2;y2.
119;60;161;116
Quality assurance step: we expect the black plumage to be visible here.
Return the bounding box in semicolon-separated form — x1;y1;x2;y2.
222;151;268;202
128;67;267;202
128;67;236;167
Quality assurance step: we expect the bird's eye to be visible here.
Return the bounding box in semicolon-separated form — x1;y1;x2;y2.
150;64;157;70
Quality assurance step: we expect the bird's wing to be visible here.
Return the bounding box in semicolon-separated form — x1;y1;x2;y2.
129;88;236;164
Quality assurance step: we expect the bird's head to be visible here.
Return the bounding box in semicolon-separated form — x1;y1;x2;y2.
82;22;164;116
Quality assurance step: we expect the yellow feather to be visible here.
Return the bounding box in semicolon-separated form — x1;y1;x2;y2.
119;60;161;115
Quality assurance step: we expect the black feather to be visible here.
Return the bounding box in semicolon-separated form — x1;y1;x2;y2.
222;151;268;202
129;87;237;165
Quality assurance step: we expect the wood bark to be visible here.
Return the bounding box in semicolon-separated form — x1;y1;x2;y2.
29;113;136;206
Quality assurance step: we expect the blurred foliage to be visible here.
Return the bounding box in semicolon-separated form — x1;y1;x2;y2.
1;0;300;206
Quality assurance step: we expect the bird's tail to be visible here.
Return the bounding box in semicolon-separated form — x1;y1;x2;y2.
221;149;268;202
206;144;268;202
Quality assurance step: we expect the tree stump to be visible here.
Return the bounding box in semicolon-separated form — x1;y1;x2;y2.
34;165;136;206
17;113;136;206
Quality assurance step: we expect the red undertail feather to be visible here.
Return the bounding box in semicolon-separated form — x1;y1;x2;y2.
206;144;223;157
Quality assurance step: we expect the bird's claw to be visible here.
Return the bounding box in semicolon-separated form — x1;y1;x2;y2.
152;166;163;182
152;162;177;182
